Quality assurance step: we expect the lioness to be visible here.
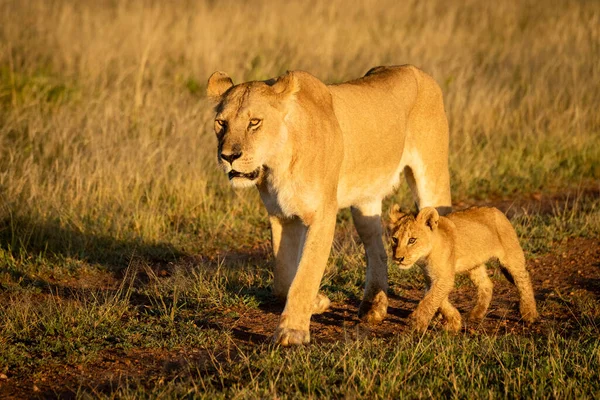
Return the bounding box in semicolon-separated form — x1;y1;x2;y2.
389;206;538;332
207;66;452;345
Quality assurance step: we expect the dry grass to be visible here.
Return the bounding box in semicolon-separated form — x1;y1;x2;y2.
1;0;598;256
0;0;599;397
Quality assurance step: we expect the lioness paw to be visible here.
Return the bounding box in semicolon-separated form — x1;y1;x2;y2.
273;327;310;346
358;292;388;324
312;293;331;315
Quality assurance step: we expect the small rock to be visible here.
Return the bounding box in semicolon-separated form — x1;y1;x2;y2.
0;373;7;380
33;385;40;392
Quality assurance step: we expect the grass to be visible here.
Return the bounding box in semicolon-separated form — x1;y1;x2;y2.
0;0;599;397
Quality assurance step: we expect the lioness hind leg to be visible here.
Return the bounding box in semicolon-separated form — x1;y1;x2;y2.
351;203;388;324
401;69;452;216
498;251;539;323
403;162;452;217
467;265;493;322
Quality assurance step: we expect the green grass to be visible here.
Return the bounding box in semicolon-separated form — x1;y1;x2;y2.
72;332;600;399
1;195;599;396
0;0;599;397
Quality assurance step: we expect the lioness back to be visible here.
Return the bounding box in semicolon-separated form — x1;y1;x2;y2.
328;65;450;209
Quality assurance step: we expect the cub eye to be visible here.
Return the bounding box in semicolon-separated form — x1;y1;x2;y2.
391;237;399;246
408;237;416;245
248;118;262;129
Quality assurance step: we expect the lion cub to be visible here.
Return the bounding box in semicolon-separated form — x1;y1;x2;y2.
389;205;538;332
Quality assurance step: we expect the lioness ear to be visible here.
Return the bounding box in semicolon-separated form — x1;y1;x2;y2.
417;207;439;231
270;71;299;101
207;71;234;101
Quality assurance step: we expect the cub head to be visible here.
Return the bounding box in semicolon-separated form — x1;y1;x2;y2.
389;205;439;269
206;71;299;188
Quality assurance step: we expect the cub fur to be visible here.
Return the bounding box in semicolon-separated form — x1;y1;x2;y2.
207;66;452;345
390;206;538;332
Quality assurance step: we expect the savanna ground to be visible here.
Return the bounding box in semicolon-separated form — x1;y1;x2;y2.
1;0;599;398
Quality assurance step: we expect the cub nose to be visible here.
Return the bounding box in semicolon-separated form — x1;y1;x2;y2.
396;256;405;263
221;151;242;165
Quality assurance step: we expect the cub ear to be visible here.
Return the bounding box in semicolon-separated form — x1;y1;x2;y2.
389;204;406;225
207;71;234;101
417;207;439;231
270;71;299;101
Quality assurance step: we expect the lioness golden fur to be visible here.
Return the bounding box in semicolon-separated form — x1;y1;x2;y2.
389;206;539;332
207;66;452;345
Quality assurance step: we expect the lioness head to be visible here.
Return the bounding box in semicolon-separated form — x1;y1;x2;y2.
389;205;439;269
206;71;299;188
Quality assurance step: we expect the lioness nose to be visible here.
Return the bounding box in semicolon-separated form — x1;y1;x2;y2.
221;151;242;165
396;256;405;263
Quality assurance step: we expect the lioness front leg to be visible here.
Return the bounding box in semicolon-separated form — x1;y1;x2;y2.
273;208;337;345
352;203;388;324
270;215;331;314
270;215;305;299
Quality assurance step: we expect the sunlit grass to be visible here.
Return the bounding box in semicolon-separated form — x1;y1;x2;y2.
0;0;598;396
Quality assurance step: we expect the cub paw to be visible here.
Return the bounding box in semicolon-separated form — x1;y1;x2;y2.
466;310;485;322
520;305;539;323
358;291;388;324
409;311;430;333
273;327;310;346
443;316;462;332
312;293;331;315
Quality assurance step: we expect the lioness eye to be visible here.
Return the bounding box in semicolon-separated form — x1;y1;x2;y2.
392;237;399;246
408;237;416;245
215;119;227;129
248;118;262;129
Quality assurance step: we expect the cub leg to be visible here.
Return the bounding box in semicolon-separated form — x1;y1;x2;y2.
270;215;330;314
439;297;462;332
498;250;538;322
467;264;494;321
273;206;337;345
351;202;388;324
411;268;455;332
